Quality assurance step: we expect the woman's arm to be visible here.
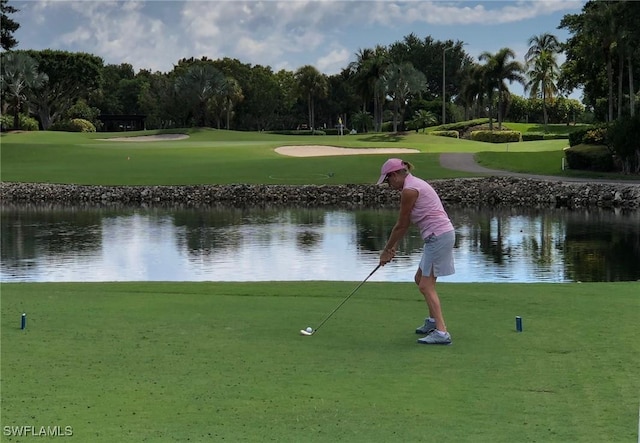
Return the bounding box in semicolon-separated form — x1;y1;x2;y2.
380;188;418;264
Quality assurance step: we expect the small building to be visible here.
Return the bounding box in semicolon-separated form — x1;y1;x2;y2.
98;114;146;132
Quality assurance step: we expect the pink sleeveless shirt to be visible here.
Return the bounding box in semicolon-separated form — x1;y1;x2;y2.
402;174;454;239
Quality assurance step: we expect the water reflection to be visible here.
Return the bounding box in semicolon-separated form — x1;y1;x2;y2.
1;204;639;283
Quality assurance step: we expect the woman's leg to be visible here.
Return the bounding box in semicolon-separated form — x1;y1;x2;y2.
414;266;446;332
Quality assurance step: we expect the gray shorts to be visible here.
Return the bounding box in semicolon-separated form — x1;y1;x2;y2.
419;230;455;277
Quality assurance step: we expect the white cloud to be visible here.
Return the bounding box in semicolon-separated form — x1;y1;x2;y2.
316;47;350;74
13;0;585;78
364;0;583;26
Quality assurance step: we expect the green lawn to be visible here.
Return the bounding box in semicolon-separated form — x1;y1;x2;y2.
2;126;627;185
1;281;638;442
502;122;588;135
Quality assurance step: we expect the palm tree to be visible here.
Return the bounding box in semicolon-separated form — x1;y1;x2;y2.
350;110;373;133
174;64;225;126
410;109;437;133
294;65;328;131
348;45;389;132
525;33;561;129
380;62;427;132
582;1;618;122
525;51;560;129
458;63;485;120
220;77;243;130
479;48;525;130
0;52;48;130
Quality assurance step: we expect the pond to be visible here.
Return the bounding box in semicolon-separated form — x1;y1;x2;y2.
1;204;639;283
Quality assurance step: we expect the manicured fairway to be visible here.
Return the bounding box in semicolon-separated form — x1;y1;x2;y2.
0;128;580;185
1;282;638;442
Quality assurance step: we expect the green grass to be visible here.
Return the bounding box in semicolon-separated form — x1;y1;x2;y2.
1;281;638;442
1;128;476;185
502;123;588;135
4;126;633;185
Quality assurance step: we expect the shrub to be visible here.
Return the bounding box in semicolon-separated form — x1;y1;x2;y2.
568;123;609;146
0;113;40;131
564;144;614;172
521;133;569;141
49;118;96;132
437;118;489;132
543;134;569;140
583;127;607;145
470;130;521;143
430;130;459;138
522;133;544;141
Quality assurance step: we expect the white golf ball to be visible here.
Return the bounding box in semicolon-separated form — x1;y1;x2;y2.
306;327;313;333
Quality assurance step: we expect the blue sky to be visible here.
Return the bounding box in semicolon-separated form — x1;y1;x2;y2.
11;0;586;98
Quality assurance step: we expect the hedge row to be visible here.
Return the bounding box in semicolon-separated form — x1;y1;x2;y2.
564;145;614;171
470;130;522;143
430;130;459;138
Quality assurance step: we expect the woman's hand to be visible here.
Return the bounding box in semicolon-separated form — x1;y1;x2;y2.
379;248;396;266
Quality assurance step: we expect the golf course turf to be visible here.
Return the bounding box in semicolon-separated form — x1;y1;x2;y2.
1;127;639;441
1;282;639;442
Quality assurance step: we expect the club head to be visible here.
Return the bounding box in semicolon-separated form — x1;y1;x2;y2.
299;329;313;336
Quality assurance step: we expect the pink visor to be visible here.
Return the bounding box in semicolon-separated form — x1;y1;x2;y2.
376;158;405;184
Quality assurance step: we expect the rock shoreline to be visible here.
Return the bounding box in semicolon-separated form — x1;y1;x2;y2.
1;177;639;210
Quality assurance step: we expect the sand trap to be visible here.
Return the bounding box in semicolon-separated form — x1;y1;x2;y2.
97;134;189;142
275;145;419;157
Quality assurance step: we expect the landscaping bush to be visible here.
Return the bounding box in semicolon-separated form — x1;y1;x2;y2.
522;133;569;141
521;133;544;141
568;123;609;147
470;130;521;143
0;113;40;131
430;130;459;138
583;127;608;145
437;118;490;132
542;133;569;140
49;118;97;133
564;144;614;172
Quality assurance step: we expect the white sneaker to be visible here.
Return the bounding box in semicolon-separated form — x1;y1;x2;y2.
417;330;452;345
415;318;436;335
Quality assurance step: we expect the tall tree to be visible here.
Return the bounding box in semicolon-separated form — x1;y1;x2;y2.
22;50;103;129
525;33;561;128
348;45;389;131
208;76;243;129
0;0;19;50
0;52;48;129
457;62;486;120
174;63;225;127
380;62;427;132
479;48;525;130
294;65;328;130
584;1;619;121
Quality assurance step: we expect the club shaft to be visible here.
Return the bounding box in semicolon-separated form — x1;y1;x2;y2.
313;264;380;333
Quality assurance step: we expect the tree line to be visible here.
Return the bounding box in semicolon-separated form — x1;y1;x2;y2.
1;0;638;133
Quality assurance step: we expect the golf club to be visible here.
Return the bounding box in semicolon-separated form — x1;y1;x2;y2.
300;264;381;336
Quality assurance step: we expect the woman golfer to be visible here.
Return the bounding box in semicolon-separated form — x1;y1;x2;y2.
376;158;455;345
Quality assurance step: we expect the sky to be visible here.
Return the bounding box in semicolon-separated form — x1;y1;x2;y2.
11;0;586;99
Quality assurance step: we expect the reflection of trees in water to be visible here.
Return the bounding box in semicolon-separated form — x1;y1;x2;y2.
0;204;104;273
562;210;640;282
353;209;425;253
455;206;640;282
454;207;514;266
172;207;330;259
3;204;639;283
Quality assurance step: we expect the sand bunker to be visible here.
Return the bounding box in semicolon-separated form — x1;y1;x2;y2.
98;134;189;142
275;145;419;157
